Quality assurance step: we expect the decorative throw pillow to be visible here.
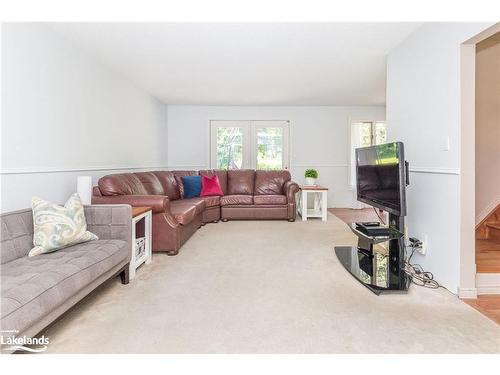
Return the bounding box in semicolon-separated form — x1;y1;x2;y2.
181;175;202;198
200;175;224;196
29;193;98;257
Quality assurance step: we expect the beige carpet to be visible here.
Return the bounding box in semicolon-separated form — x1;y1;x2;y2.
40;213;500;353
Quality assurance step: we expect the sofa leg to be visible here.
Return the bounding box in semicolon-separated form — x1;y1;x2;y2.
201;222;206;226
222;218;228;222
166;250;179;256
288;218;295;222
213;219;219;223
120;265;130;285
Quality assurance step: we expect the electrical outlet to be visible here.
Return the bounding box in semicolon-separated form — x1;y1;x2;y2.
418;234;428;255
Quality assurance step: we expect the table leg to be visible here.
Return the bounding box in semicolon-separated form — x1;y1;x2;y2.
129;221;137;280
145;211;152;264
322;191;328;221
302;191;308;221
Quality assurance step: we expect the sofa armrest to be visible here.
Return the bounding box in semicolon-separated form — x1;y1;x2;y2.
84;205;132;249
284;181;300;203
92;194;171;214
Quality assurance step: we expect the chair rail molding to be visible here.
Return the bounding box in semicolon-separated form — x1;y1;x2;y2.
409;167;460;175
0;166;170;175
292;164;349;168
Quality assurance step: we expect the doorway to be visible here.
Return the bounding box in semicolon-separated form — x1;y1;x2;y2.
474;32;500;276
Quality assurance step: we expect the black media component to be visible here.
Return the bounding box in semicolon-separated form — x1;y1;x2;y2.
335;142;410;294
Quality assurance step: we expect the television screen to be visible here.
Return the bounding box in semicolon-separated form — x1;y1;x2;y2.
356;142;407;216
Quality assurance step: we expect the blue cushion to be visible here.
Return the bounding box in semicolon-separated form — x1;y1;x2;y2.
181;175;202;198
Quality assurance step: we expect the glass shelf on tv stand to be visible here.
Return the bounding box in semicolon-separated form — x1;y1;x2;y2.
348;223;404;245
333;223;409;295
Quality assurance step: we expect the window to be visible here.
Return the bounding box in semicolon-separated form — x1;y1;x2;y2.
350;121;386;188
210;121;289;170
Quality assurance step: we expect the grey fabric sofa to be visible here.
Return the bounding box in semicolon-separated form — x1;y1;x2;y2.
0;204;132;348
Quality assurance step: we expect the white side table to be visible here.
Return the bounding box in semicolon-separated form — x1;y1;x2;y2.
130;206;153;280
297;185;328;221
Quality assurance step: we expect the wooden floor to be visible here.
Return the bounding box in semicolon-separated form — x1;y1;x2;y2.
476;238;500;273
463;295;500;324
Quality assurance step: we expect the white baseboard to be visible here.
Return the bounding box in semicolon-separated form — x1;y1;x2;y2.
476;197;500;226
458;288;478;299
476;273;500;295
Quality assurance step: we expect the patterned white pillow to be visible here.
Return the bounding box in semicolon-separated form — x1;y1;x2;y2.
29;193;98;257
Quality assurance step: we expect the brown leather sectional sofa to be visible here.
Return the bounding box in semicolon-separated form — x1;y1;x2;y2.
92;169;300;255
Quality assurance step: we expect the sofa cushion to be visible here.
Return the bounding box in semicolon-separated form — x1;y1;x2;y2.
151;171;181;200
134;172;165;195
98;173;148;196
29;194;98;257
181;176;202;198
170;201;199;225
254;170;291;195
199;170;228;195
253;195;287;205
173;171;199;198
1;209;34;264
200;175;224;197
1;239;128;333
227;170;255;195
200;196;220;208
179;198;206;215
220;195;253;206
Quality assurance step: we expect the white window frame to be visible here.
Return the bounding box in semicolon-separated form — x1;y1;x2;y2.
209;120;290;170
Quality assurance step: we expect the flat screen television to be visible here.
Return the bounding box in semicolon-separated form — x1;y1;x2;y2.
356;142;408;216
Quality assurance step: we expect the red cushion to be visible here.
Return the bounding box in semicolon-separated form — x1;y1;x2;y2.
200;175;224;197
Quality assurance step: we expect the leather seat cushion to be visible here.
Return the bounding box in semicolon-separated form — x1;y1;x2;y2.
200;196;221;208
170;201;198;225
179;198;206;214
254;170;291;195
220;195;253;206
253;195;287;205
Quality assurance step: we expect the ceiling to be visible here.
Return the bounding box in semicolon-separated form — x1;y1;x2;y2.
48;23;421;106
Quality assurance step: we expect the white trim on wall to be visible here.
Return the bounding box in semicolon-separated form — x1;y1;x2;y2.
458;287;478;299
409;167;460;175
476;273;500;295
0;166;170;175
293;164;348;168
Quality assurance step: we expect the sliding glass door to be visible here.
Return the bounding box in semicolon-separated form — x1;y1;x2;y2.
210;120;289;170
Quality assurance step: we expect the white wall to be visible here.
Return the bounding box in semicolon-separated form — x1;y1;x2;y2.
386;23;493;293
475;36;500;223
1;23;168;212
167;105;385;207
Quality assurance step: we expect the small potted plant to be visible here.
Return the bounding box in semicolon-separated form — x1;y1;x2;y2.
304;169;318;186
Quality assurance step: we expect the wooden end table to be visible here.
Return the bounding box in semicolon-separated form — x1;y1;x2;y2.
130;206;153;280
297;185;329;221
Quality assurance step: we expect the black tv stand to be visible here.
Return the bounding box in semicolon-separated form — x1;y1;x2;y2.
334;213;410;295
